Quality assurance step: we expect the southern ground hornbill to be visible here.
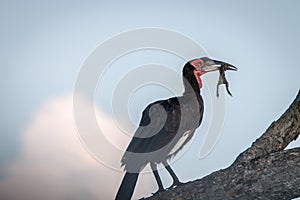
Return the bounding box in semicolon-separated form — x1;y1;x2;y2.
115;57;237;200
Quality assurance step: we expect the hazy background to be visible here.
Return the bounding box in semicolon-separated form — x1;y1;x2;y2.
0;0;299;199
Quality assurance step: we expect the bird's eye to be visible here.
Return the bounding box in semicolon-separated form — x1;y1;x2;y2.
197;59;204;67
190;59;204;70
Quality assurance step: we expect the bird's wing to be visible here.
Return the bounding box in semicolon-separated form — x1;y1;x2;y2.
121;99;180;170
134;101;168;139
126;100;177;152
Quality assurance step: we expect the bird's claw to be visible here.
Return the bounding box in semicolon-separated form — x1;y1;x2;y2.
152;188;165;196
167;181;183;190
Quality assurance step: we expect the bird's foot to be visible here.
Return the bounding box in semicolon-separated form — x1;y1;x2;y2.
152;188;165;196
168;181;183;190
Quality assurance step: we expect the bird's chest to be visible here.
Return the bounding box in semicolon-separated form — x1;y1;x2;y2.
165;100;203;156
168;129;193;155
164;102;202;135
180;103;203;129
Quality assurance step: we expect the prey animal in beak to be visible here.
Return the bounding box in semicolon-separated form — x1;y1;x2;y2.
214;61;237;97
190;58;237;96
202;59;237;97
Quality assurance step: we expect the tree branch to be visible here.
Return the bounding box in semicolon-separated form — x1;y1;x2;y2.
146;148;300;200
236;90;300;163
145;90;300;200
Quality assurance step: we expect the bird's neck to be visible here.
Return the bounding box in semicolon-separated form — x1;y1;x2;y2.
182;76;201;98
182;90;202;106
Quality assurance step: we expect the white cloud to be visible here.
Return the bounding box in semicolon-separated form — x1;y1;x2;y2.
0;94;156;200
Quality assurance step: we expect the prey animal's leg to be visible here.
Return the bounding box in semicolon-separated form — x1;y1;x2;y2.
217;64;233;97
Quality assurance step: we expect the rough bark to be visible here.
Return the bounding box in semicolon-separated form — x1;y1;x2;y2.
145;90;300;200
235;90;300;163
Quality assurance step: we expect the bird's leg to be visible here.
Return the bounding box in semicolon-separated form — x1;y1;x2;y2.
150;162;164;194
163;161;182;188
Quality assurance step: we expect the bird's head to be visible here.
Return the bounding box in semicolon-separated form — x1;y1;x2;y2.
183;57;237;89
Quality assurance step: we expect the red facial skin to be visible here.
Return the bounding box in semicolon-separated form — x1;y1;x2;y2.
190;59;205;88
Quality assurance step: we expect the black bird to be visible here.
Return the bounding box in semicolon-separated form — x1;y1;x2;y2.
115;57;237;200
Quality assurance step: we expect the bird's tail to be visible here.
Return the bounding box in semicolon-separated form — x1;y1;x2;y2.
115;172;139;200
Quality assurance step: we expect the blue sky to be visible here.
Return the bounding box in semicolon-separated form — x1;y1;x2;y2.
0;1;299;199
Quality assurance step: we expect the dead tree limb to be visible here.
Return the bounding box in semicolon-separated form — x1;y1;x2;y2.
236;90;300;163
145;90;300;200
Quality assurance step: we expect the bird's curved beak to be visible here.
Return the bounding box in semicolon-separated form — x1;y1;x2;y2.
201;60;237;73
